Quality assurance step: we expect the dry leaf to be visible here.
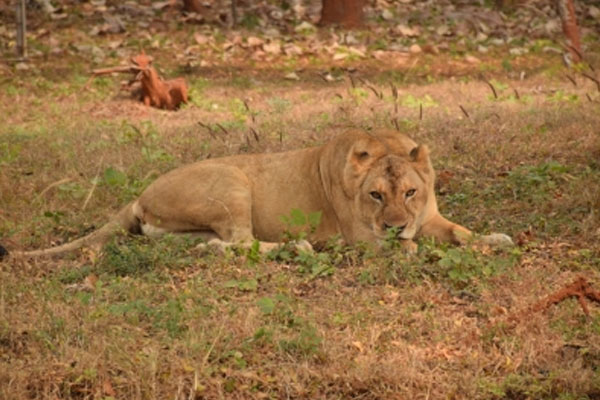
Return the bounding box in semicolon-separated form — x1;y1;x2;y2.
396;24;420;37
351;341;365;353
263;41;281;55
247;36;264;47
194;33;209;45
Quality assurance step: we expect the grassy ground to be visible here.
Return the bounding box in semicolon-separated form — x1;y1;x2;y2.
2;10;600;399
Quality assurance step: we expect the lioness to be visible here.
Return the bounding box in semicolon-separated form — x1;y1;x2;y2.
0;129;511;259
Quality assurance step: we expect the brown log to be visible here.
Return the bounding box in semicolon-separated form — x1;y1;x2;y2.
91;65;135;76
319;0;365;28
556;0;582;63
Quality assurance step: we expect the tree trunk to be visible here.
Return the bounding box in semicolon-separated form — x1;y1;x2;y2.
556;0;582;63
183;0;210;15
319;0;364;28
16;0;27;59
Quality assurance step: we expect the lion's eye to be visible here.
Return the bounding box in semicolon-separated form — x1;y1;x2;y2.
370;191;383;201
406;189;416;198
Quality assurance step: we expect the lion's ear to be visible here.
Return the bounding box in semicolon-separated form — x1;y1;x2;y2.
409;145;429;163
340;140;386;198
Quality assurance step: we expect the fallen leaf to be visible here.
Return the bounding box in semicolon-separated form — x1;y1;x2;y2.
194;33;210;45
351;341;365;353
263;41;281;55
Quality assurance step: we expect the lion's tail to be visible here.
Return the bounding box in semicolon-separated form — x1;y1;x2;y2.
1;201;140;260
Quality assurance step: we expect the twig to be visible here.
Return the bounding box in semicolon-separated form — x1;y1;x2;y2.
34;178;72;203
243;99;255;123
215;123;229;136
316;73;329;83
566;44;583;63
581;72;600;92
459;105;470;119
349;75;356;88
392;117;400;131
586;93;593;102
564;74;577;86
366;84;382;99
390;83;398;100
82;156;106;210
483;79;497;99
419;103;423;120
249;127;259;142
513;88;520;100
198;121;218;141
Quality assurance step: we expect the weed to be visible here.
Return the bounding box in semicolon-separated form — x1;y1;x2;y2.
96;235;196;277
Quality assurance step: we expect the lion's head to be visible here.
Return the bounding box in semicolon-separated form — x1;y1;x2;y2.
321;130;437;245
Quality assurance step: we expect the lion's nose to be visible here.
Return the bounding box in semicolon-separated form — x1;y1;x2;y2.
384;223;407;233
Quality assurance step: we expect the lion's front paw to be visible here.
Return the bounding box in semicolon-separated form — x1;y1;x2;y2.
292;239;314;253
480;233;514;247
401;239;418;254
195;238;229;254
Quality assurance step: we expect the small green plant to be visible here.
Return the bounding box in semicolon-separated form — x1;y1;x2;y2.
96;235;194;277
271;209;334;278
428;245;520;289
267;97;291;114
547;90;579;103
278;208;322;241
224;278;259;292
400;94;438;108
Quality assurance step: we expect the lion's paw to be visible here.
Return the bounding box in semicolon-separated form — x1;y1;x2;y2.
480;233;514;247
293;239;314;253
195;238;229;254
401;240;418;254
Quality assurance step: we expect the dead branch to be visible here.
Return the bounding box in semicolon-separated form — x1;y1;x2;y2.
532;277;600;316
581;72;600;92
91;65;134;76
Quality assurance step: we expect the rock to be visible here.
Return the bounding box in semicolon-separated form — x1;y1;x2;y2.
436;25;452;36
295;21;316;34
509;47;528;56
284;72;300;81
409;44;422;54
15;62;30;71
381;9;394;21
465;55;481;64
475;32;488;42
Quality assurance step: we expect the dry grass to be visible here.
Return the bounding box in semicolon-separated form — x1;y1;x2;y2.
1;45;600;400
